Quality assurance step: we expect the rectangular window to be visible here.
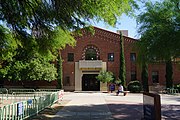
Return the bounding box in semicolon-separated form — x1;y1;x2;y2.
131;71;137;81
108;53;114;61
68;53;74;62
65;76;70;86
130;53;136;62
152;71;159;83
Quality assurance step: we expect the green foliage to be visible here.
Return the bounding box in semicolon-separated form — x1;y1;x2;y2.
0;66;9;79
127;80;142;93
0;0;138;56
137;0;180;88
36;27;76;58
6;56;57;82
96;71;114;83
6;61;26;80
137;0;180;60
26;58;57;81
1;0;138;83
115;78;121;85
57;53;63;89
174;84;180;92
0;25;18;61
119;31;126;87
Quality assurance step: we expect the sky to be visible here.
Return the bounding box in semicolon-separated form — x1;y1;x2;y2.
92;14;138;39
92;0;161;39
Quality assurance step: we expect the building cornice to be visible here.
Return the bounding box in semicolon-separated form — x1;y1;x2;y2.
76;26;138;44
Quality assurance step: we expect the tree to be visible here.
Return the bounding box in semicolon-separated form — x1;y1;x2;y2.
0;26;76;83
0;0;138;57
135;41;149;92
0;25;18;62
96;71;114;83
119;31;126;87
0;0;138;84
57;52;63;89
137;0;180;88
5;54;57;82
141;62;149;92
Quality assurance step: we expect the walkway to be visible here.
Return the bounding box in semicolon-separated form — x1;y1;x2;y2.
52;92;113;120
52;92;180;120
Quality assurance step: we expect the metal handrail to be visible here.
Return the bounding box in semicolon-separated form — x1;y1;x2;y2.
0;90;63;120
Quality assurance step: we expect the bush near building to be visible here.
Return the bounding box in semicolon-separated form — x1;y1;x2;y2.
127;80;142;93
174;84;180;92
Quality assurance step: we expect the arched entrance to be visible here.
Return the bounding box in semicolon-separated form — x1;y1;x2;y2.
82;74;100;91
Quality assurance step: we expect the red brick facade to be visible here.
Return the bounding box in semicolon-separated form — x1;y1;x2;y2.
5;27;179;90
61;27;180;91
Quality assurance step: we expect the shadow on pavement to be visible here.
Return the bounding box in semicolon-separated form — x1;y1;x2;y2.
50;103;180;120
162;104;180;120
106;103;143;120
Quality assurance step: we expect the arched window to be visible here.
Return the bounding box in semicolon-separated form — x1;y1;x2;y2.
85;48;97;60
82;45;100;60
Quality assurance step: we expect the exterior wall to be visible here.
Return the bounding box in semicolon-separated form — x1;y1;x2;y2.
61;27;180;91
173;63;180;84
74;62;107;91
3;27;180;90
61;27;139;91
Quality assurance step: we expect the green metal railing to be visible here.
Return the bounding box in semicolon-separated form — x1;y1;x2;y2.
0;89;63;120
36;89;61;92
0;88;8;102
167;88;179;94
8;89;35;94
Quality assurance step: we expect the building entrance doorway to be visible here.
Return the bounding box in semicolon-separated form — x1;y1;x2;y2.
82;74;100;91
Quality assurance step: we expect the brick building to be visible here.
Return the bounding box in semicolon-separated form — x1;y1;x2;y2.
3;26;179;90
61;26;180;91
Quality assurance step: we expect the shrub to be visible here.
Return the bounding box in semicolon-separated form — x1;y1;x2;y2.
174;84;180;92
96;71;114;83
127;80;142;93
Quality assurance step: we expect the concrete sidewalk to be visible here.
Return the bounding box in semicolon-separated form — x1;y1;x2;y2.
52;92;113;120
52;92;180;120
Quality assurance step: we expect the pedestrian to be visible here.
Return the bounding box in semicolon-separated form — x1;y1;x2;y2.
116;84;124;96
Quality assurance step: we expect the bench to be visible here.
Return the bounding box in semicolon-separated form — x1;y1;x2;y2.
116;91;130;96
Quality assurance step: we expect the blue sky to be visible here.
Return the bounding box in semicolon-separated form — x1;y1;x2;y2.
92;0;161;39
92;14;138;39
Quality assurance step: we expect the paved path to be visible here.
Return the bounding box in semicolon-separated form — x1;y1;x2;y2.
52;92;113;120
52;92;180;120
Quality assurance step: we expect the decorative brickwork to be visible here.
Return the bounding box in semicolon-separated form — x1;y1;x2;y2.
61;27;180;91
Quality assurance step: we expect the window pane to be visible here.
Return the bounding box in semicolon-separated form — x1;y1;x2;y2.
85;48;97;60
68;53;74;61
108;53;114;61
130;53;136;62
152;71;159;83
131;71;136;81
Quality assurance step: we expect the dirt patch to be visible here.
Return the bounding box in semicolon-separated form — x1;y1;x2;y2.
26;100;70;120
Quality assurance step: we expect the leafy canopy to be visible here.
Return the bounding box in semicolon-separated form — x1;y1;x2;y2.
0;0;138;82
5;55;57;81
137;0;180;61
96;71;114;83
0;0;138;57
